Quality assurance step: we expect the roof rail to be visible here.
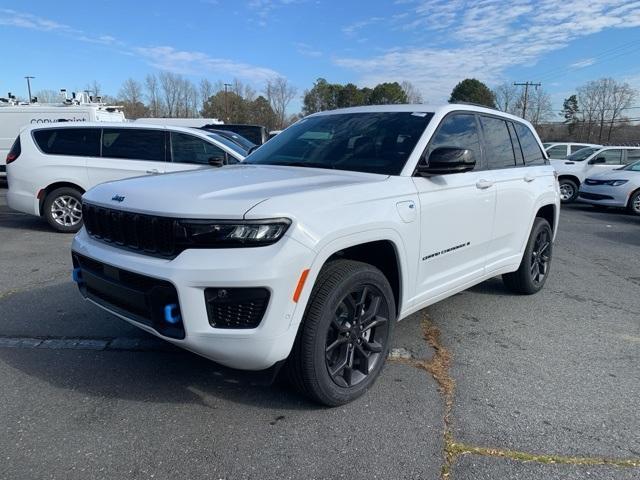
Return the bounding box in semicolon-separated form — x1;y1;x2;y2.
450;101;503;112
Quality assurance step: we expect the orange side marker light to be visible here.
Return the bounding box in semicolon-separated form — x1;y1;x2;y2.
293;269;310;303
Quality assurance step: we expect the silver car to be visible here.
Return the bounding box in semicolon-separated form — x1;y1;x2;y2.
578;160;640;215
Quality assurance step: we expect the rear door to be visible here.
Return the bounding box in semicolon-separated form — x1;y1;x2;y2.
483;119;550;272
88;128;167;185
412;112;496;304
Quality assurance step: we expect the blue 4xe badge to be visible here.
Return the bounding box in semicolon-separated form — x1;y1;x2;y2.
111;194;125;202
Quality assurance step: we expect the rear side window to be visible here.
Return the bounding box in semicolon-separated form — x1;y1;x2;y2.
33;128;100;157
571;144;590;154
507;122;524;165
102;128;165;162
480;116;516;169
546;145;567;158
171;132;229;164
513;123;545;165
425;114;482;170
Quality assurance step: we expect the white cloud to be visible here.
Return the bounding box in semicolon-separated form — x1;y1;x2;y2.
570;58;596;69
134;46;280;81
0;9;76;33
336;0;640;102
294;42;322;57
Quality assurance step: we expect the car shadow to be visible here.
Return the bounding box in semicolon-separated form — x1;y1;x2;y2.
467;277;511;296
0;343;321;410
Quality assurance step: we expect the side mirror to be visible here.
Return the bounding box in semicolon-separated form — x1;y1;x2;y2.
208;152;228;167
589;157;606;165
417;147;476;176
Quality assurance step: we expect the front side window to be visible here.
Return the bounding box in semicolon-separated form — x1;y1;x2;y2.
171;132;233;164
596;149;623;165
33;128;100;157
102;128;165;162
625;149;640;164
480;116;516;169
243;112;433;175
424;113;482;169
514;123;545;165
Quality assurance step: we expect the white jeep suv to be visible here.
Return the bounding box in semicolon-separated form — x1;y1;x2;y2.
71;105;560;405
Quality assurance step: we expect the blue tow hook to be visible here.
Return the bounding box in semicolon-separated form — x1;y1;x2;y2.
164;303;182;324
72;267;83;284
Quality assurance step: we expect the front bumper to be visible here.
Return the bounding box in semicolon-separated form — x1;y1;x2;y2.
577;184;629;207
71;229;316;370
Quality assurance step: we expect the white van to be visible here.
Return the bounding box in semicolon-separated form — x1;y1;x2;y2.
0;102;125;175
6;122;247;232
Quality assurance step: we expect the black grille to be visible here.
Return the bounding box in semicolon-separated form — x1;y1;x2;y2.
204;288;270;329
579;192;613;200
82;203;177;257
72;253;184;339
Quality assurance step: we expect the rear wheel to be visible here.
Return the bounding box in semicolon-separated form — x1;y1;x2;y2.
503;217;553;295
627;190;640;216
287;260;395;406
558;178;579;203
43;187;83;233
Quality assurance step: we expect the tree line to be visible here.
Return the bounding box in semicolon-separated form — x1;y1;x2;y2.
32;73;638;143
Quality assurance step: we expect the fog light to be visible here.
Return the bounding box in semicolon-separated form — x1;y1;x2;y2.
164;303;182;324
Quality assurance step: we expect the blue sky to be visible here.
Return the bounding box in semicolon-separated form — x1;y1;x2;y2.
2;0;640;115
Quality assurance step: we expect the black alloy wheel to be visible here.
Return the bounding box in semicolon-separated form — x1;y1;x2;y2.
325;284;389;388
530;228;551;287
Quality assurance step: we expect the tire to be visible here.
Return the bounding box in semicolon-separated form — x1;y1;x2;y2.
558;178;579;203
287;260;396;406
43;187;83;233
503;217;553;295
627;190;640;216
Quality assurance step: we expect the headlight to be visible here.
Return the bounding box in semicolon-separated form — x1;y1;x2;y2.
175;218;291;248
605;180;628;186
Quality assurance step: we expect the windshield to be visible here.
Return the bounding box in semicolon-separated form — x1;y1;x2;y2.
567;146;600;161
243;112;433;175
209;129;256;150
622;159;640;171
206;133;248;157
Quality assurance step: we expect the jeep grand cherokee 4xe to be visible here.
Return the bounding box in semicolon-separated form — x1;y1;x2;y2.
71;105;560;406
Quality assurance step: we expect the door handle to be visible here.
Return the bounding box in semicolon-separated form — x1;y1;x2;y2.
146;169;160;174
524;174;535;183
476;179;494;189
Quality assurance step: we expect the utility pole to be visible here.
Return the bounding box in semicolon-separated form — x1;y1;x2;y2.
513;81;541;119
223;83;232;122
25;76;35;103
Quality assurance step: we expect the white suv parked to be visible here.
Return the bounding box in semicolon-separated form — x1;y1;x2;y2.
6;123;247;232
551;146;640;202
71;105;560;405
543;142;601;159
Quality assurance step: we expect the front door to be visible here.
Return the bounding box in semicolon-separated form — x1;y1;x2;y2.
412;113;496;305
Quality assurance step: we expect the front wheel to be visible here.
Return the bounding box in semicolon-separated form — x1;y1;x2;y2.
43;187;83;233
627;190;640;216
287;260;396;406
558;178;579;203
503;217;553;295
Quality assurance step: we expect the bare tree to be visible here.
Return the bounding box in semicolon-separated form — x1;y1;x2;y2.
200;78;215;113
85;80;102;98
577;78;637;142
145;74;162;117
266;77;297;129
118;78;148;119
493;82;519;114
525;87;554;126
34;89;60;103
401;81;423;103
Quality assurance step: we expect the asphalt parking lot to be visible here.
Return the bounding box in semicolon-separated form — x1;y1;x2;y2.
1;179;638;480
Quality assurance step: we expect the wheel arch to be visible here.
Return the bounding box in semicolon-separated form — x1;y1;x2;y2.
557;174;581;187
301;231;407;320
38;182;85;216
